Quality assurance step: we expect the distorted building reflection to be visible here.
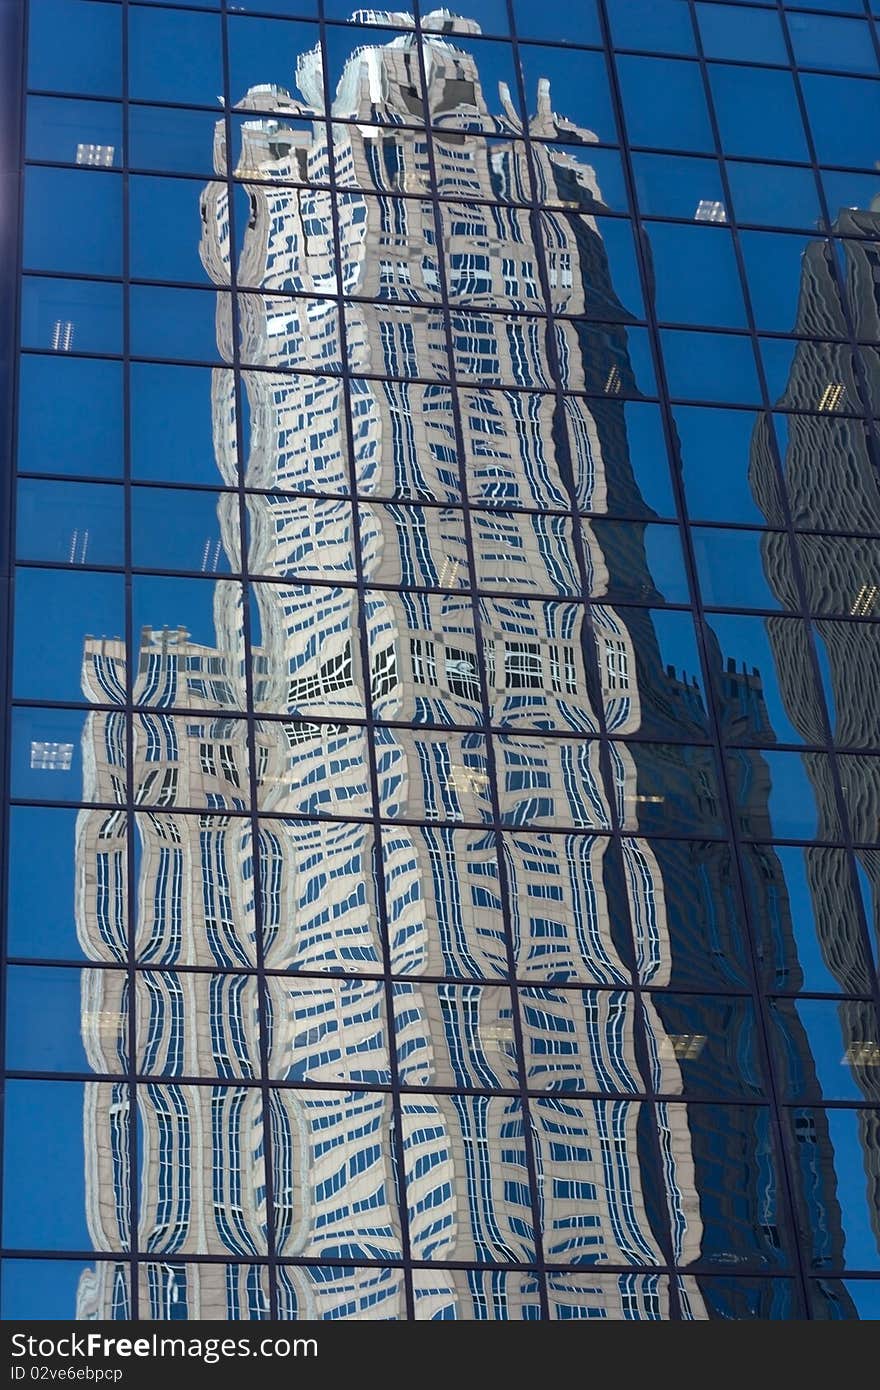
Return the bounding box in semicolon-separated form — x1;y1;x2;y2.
746;193;880;1278
67;9;874;1321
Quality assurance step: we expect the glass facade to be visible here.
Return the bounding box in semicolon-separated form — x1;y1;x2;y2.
1;0;880;1322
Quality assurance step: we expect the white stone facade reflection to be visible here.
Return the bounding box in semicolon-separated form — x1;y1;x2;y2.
75;12;703;1321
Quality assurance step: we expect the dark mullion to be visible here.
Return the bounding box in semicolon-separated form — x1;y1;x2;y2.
10;951;880;1002
0;1240;842;1278
120;0;140;1319
0;0;29;1324
11;791;880;852
5;1065;869;1114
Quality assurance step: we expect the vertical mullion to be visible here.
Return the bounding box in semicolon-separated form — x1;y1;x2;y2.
0;0;29;1319
121;0;140;1321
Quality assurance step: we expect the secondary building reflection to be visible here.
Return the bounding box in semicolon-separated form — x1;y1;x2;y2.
746;195;880;1279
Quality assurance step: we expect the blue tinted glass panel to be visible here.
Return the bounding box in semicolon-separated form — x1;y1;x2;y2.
709;65;809;162
26;95;122;165
21;276;122;355
617;56;714;151
801;73;880;168
28;0;122;97
607;0;696;56
789;13;879;75
18;356;123;478
661;330;761;404
24;168;122;277
697;3;787;63
129;8;223;107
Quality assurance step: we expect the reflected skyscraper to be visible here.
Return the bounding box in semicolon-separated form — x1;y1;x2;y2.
72;13;714;1320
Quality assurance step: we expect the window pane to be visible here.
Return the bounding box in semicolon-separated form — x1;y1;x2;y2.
728;748;841;841
676;405;784;526
663;1103;791;1267
661;330;761;405
24;167;121;277
28;0;121;97
633;151;725;221
5;965;114;1074
790;12;879;76
727;160;821;232
647;222;747;329
1;1261;129;1321
26;95;121;165
3;1080;130;1252
413;1269;542;1320
618;56;714;152
607;0;696;57
678;1276;800;1320
131;363;227;487
709;65;809;162
645;992;766;1098
14;568;125;704
801;73;880;169
787;1107;880;1270
706;612;826;746
21;276;122;355
402;1093;535;1262
771;998;880;1102
129;106;222;178
273;1089;402;1259
697;3;786;63
16;479;124;567
129;8;223;107
395;981;519;1089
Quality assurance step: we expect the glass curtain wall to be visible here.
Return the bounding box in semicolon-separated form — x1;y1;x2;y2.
2;0;880;1321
